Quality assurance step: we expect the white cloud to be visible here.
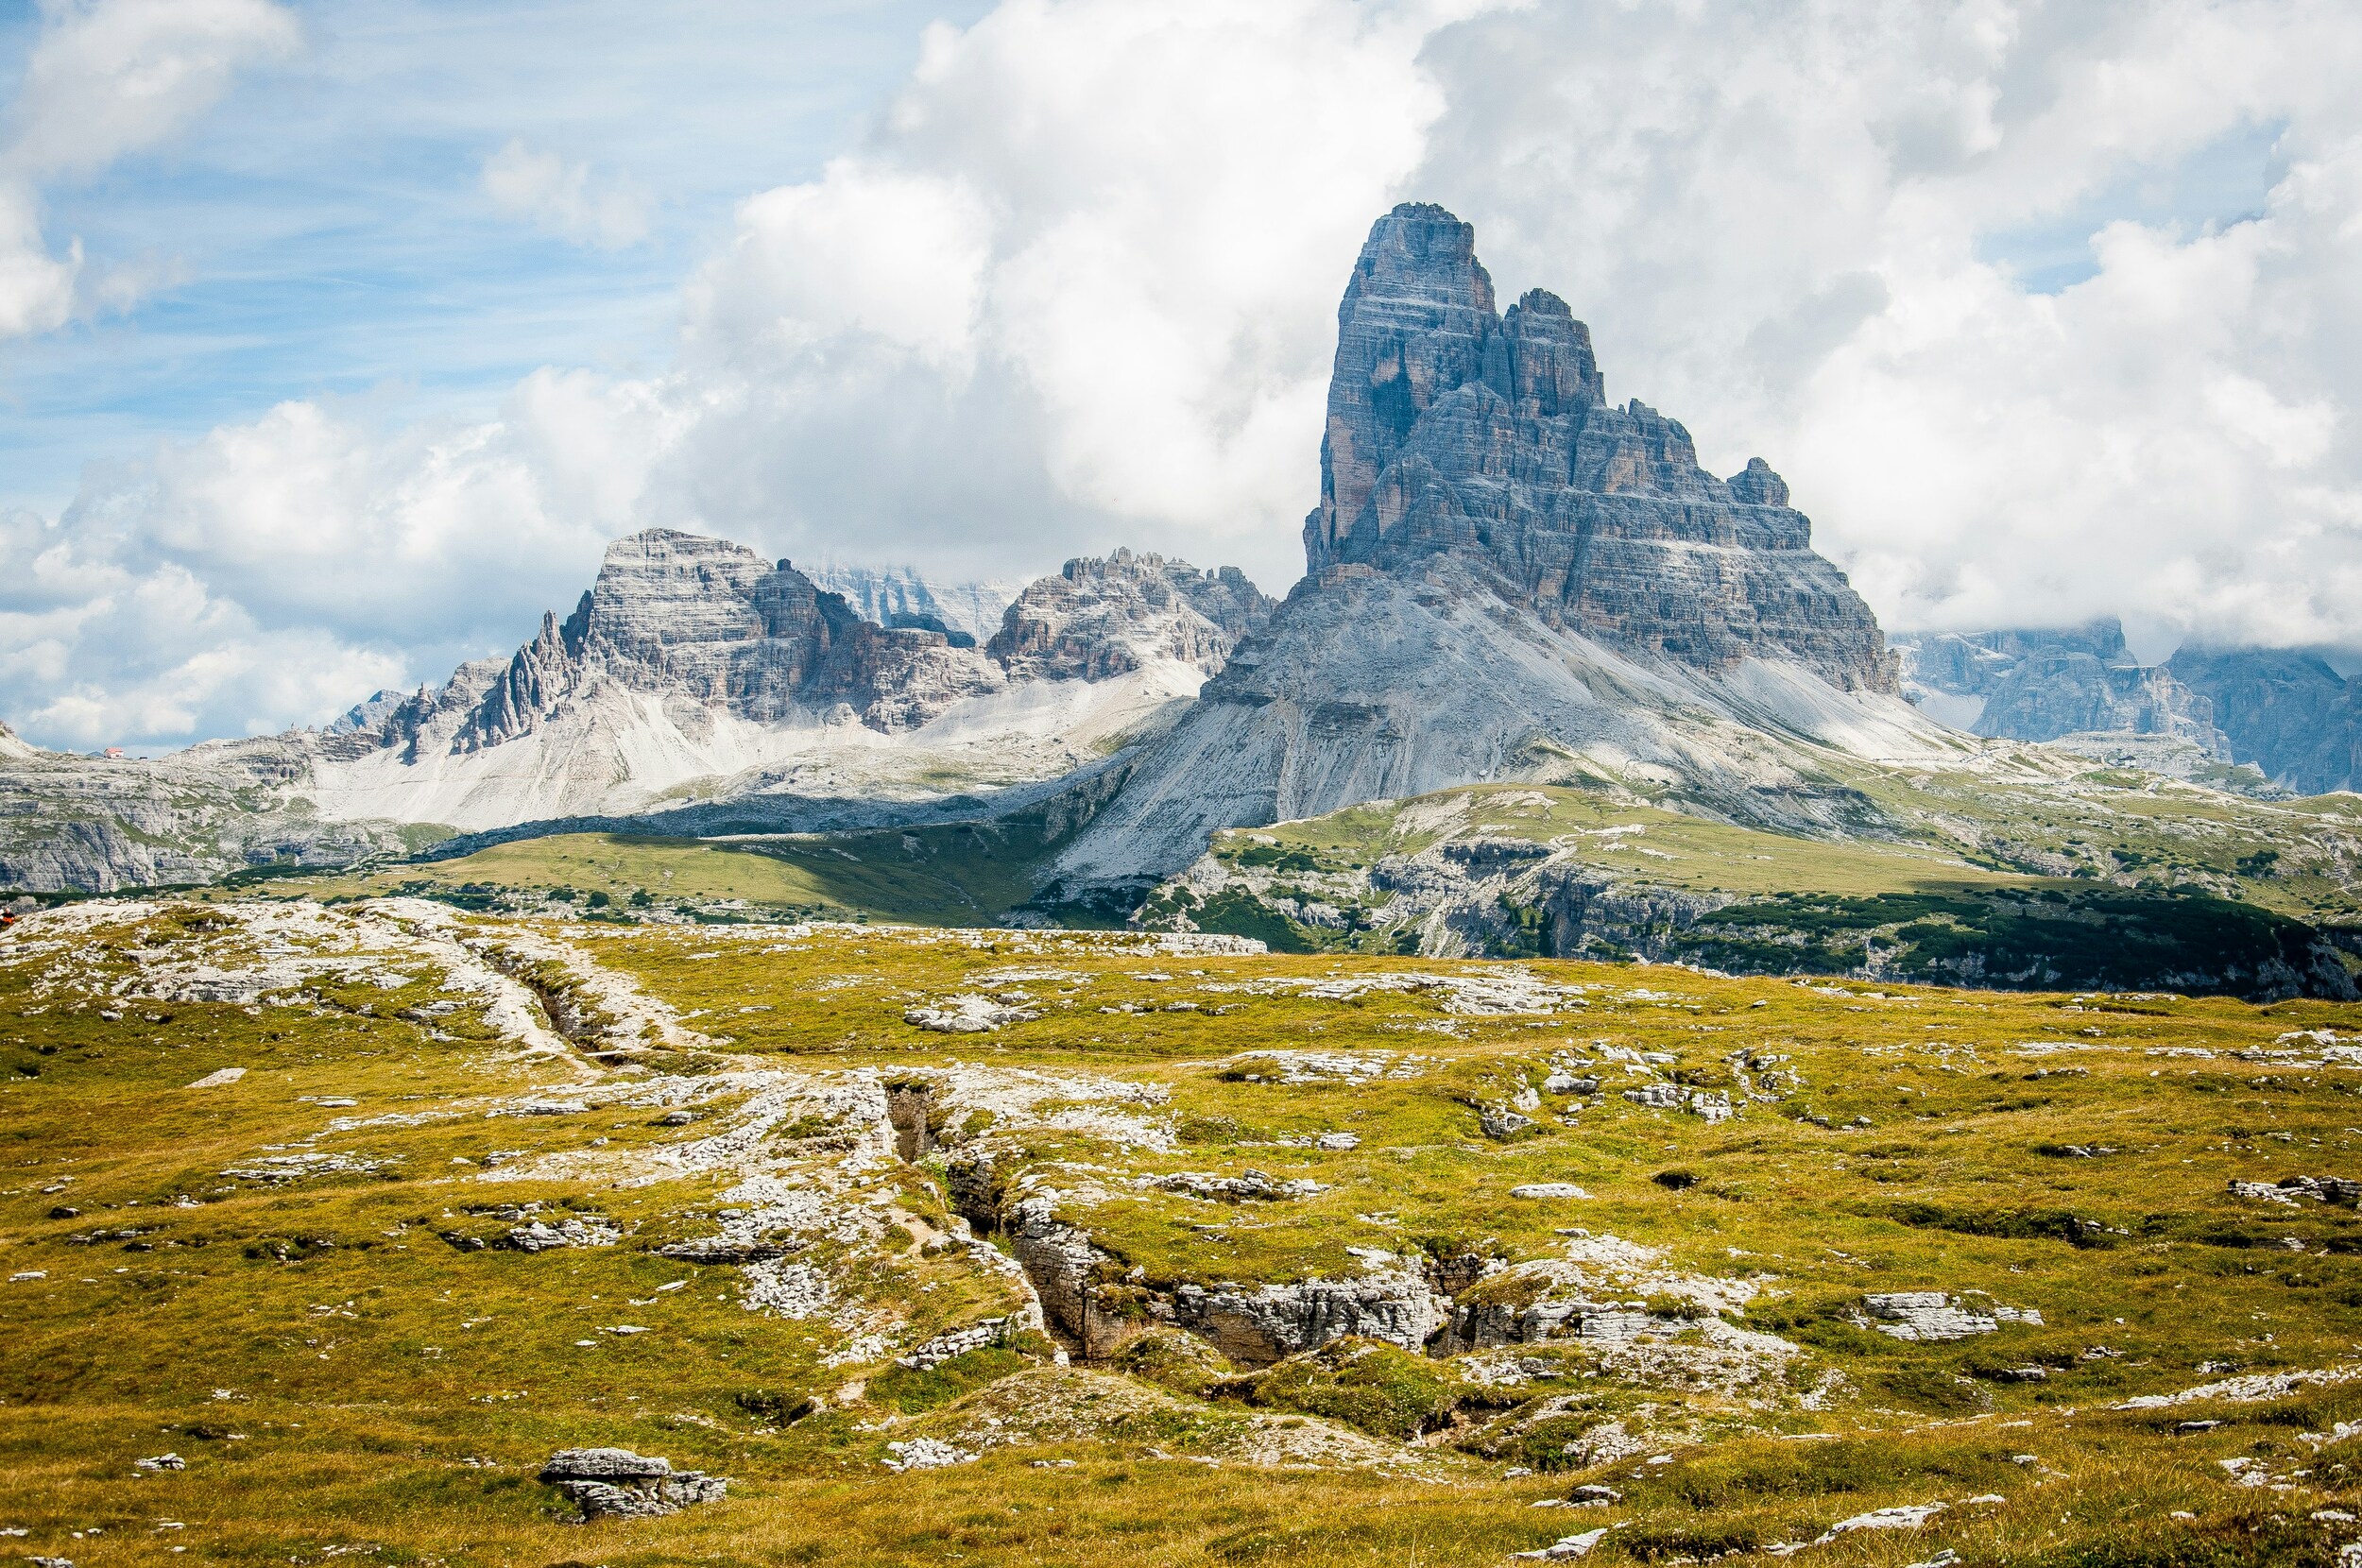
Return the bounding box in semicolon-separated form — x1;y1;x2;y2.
0;0;297;341
0;181;77;337
1408;0;2362;652
6;0;300;178
653;0;1487;585
480;137;650;249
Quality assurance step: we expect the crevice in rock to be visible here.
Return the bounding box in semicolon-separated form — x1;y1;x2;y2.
883;1079;937;1163
471;942;624;1058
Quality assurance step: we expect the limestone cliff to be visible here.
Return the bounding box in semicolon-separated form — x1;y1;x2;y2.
1896;621;2362;794
1049;204;1939;896
1305;204;1895;691
989;550;1273;683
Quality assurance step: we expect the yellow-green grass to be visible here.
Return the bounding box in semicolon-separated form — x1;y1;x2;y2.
265;817;1070;927
1220;777;2362;913
9;904;2362;1564
1221;785;2033;898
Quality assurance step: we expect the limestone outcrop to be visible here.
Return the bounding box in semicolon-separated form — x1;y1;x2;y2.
1049;203;1949;896
1894;620;2224;753
1305;203;1895;691
989;550;1272;682
539;1447;728;1520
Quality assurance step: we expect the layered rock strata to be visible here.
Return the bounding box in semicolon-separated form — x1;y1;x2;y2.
1306;204;1895;691
1047;204;1942;895
990;550;1272;682
3;535;1269;888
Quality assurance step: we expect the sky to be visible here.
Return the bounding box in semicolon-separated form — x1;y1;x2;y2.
4;0;2361;752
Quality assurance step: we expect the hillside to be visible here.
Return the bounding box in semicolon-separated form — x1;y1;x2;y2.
8;898;2362;1565
1137;777;2362;999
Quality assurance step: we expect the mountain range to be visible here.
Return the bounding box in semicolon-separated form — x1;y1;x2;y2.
1896;621;2362;794
0;540;1268;891
5;202;2361;1002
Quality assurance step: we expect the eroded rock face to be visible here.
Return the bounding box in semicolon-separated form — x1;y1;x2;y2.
442;530;1007;746
2166;646;2362;794
1170;1270;1448;1364
1051;207;1948;894
1305;203;1895;691
1895;619;2225;754
0;734;417;893
3;536;1271;890
1896;620;2362;793
990;550;1274;682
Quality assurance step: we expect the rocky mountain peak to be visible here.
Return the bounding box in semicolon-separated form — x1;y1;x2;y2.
988;548;1273;683
1303;202;1894;694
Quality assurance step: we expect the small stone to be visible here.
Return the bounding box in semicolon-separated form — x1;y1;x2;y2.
1481;1103;1537;1139
1510;1184;1592;1200
1513;1528;1606;1560
133;1453;185;1473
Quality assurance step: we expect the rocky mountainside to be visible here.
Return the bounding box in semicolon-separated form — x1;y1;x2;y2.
0;731;427;893
803;562;1020;644
2166;646;2362;795
1306;205;1895;691
989;550;1271;682
1898;621;2361;794
1048;203;1941;900
1894;621;2222;748
0;536;1271;891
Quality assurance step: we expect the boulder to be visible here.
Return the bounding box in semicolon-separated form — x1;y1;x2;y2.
539;1447;727;1521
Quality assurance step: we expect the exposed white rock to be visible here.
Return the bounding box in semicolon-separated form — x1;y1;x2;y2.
904;994;1041;1032
1861;1291;2041;1341
1514;1527;1608;1560
1815;1502;1946;1542
882;1438;979;1472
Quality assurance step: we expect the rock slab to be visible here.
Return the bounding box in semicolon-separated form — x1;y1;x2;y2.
539;1447;728;1520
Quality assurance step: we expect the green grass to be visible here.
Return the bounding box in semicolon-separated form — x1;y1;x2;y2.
9;898;2362;1564
1137;783;2362;995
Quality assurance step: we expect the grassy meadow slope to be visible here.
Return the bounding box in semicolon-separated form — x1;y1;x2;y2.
9;900;2362;1564
1139;776;2362;997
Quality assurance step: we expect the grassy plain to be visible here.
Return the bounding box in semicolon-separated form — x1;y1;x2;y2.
8;901;2362;1565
